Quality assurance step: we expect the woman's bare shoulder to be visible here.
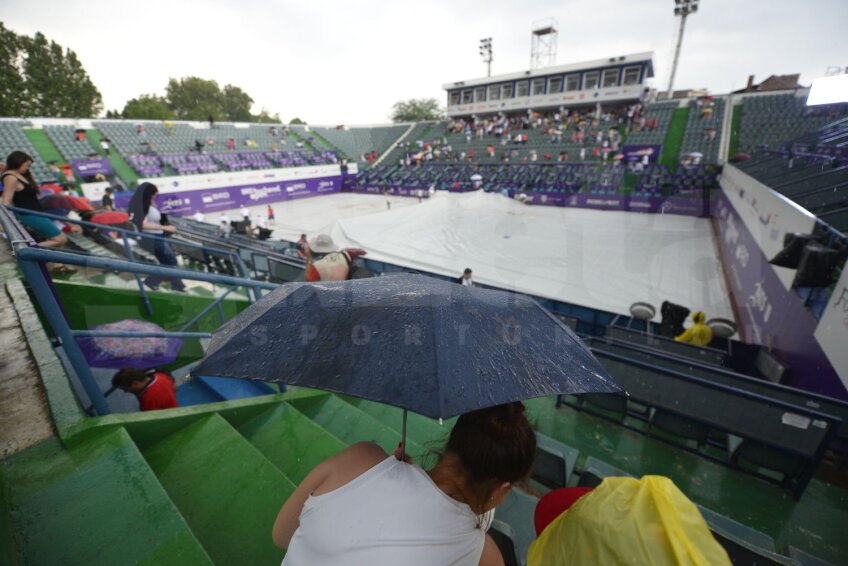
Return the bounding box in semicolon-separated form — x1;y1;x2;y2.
312;442;390;496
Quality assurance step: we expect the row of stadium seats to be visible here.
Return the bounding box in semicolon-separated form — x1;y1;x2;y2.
738;94;848;153
624;100;678;146
295;124;408;166
0;120;54;181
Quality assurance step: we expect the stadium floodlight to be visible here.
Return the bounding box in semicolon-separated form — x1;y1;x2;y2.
666;0;700;99
479;37;493;77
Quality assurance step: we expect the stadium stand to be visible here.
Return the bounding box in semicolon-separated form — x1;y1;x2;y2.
43;125;99;161
679;97;725;163
734;116;848;232
297;124;408;166
738;93;848;154
623;100;679;146
0;120;54;181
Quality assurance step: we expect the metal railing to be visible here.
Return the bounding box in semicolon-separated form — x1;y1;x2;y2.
0;204;278;415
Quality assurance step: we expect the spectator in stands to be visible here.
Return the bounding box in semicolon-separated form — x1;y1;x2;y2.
227;138;235;151
100;138;111;155
192;210;205;223
2;151;70;253
295;234;309;260
240;204;251;223
128;182;186;292
273;402;535;565
164;120;173;136
218;220;232;238
675;311;713;346
458;268;474;287
101;187;114;210
219;212;230;226
304;234;368;281
528;476;730;565
111;367;178;412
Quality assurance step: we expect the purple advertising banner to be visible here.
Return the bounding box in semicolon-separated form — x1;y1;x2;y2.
72;158;112;178
114;175;342;216
620;144;663;163
711;189;846;400
520;191;709;217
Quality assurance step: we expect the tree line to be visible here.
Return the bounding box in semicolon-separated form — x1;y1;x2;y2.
0;23;103;117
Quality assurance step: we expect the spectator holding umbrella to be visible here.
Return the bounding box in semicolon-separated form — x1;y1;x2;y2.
273;402;536;565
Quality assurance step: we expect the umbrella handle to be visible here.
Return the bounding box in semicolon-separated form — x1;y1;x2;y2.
397;409;408;462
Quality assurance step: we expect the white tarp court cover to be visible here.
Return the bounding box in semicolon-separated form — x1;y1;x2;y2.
226;191;735;322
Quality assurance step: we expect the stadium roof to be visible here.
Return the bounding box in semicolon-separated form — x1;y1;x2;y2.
442;52;654;90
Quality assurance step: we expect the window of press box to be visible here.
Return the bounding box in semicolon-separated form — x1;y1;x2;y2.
602;68;620;88
516;81;529;97
623;66;641;86
565;74;581;91
548;77;563;93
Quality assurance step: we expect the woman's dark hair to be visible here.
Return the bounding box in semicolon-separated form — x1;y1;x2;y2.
140;183;158;215
446;401;536;488
5;150;37;187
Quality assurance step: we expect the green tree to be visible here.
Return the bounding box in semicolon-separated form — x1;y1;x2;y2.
0;27;102;117
165;76;225;121
289;117;306;125
221;84;253;122
122;95;175;120
0;23;26;116
390;98;444;122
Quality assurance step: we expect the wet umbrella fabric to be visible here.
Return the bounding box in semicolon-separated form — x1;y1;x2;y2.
77;319;184;369
192;275;619;420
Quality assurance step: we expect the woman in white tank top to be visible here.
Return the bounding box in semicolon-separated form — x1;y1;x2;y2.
273;402;536;566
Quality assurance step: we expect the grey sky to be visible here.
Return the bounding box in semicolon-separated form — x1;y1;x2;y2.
2;0;846;124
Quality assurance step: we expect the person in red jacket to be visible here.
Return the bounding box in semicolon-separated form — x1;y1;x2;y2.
112;367;178;411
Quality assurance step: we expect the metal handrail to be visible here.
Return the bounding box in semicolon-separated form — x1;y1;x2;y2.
4;205;236;256
0;204;278;416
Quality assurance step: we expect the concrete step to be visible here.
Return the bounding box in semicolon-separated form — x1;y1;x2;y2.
141;413;295;565
1;427;212;565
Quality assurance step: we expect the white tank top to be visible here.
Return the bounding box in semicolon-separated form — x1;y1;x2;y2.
282;456;486;566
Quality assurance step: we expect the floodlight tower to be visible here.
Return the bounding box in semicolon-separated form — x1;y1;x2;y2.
531;18;558;70
666;0;699;99
479;38;493;77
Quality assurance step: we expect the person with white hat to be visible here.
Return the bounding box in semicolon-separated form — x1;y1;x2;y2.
305;234;368;282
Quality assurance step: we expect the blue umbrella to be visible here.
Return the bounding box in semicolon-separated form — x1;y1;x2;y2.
192;275;619;449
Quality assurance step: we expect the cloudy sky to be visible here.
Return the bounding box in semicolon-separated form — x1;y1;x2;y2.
2;0;845;124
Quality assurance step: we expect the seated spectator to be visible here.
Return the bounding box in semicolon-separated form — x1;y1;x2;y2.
128;183;185;292
529;476;730;565
675;311;713;346
273;402;535;566
101;187;114;210
111;367;178;412
304;234;369;281
2;151;69;251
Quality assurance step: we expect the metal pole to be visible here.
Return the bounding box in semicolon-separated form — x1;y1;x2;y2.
400;408;408;461
121;232;154;316
18;259;111;415
666;12;688;99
